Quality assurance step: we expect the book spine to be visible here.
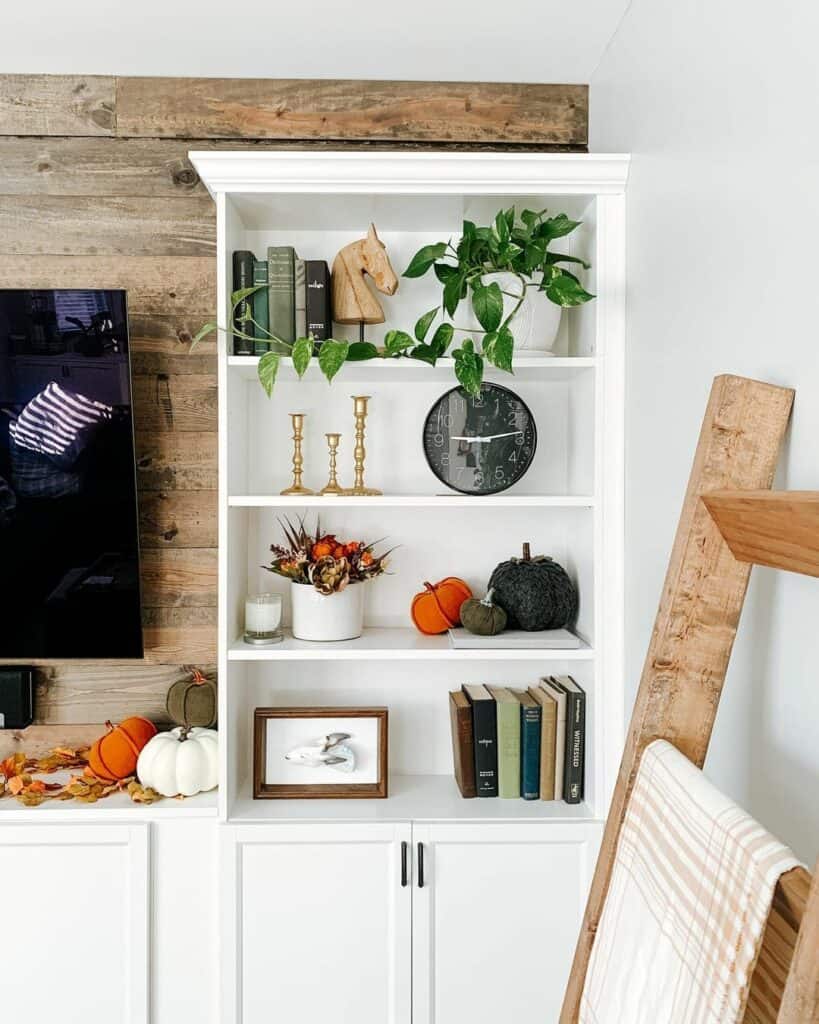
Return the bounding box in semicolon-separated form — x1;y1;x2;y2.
563;690;586;804
449;694;476;798
294;258;307;340
252;259;269;355
540;701;556;800
267;246;296;344
305;260;332;342
471;699;498;797
496;701;520;799
520;704;541;800
232;250;255;355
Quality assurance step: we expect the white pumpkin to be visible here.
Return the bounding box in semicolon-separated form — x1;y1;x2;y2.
136;726;218;797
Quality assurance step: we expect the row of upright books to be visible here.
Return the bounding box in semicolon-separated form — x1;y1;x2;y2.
232;248;332;355
449;678;586;802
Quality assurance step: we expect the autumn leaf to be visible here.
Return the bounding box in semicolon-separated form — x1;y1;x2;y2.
8;777;24;795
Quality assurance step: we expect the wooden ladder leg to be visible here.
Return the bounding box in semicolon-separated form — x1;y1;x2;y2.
560;374;795;1022
778;858;819;1023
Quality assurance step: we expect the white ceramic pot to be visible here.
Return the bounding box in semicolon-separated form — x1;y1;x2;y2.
467;271;562;353
290;580;365;642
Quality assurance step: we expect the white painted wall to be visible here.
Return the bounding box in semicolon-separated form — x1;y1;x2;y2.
0;0;627;83
591;1;819;860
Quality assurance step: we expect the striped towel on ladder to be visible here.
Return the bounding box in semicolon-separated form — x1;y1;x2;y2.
10;380;112;468
580;739;800;1024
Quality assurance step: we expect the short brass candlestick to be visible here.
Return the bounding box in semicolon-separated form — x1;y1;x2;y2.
319;433;345;495
343;395;381;496
280;413;314;496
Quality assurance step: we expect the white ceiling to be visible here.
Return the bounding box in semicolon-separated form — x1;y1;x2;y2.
0;0;629;83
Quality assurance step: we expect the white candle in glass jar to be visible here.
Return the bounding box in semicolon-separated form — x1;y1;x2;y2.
245;594;282;636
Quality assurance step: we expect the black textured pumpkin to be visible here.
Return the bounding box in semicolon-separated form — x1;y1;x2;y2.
487;543;578;631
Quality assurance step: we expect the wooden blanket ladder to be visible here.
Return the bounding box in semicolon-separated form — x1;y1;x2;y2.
561;374;818;1023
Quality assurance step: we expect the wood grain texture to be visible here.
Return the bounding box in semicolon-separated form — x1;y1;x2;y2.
778;861;819;1023
140;549;218;607
135;432;217;491
140;491;218;548
0;254;215;316
0;724;104;760
142;625;217;664
561;375;795;1023
0;195;215;256
115;77;588;145
746;866;814;1023
132;373;217;433
0;75;115;136
703;490;819;579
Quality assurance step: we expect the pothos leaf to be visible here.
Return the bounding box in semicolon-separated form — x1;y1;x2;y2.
484;324;514;372
471;281;504;333
231;285;263;307
453;339;484;397
403;242;448;278
346;341;380;361
443;271;465;317
546;271;595;307
189;322;217;349
430;322;454;357
383;329;414;356
414;307;439;342
291;336;313;378
258;351;281;398
317;339;350;382
410;344;439;366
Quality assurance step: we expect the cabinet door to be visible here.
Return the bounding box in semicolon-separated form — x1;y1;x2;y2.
412;822;601;1024
221;822;412;1024
0;823;149;1024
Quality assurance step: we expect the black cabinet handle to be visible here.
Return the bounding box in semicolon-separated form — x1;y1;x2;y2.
417;841;425;888
401;841;408;887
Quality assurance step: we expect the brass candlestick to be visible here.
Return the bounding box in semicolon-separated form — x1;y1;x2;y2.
280;413;314;496
343;395;381;496
319;433;345;495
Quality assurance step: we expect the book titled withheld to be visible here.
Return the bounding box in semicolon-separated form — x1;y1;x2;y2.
448;691;476;798
462;684;498;797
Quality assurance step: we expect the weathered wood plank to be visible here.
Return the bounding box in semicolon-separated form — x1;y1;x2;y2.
778;861;819;1023
0;254;215;316
143;625;217;664
140;491;218;548
140;548;218;607
31;663;216;725
0;75;115;136
131;338;215;376
561;375;795;1023
135;431;217;491
132;373;217;433
0;195;215;256
704;490;819;580
0;724;104;760
115;77;588;145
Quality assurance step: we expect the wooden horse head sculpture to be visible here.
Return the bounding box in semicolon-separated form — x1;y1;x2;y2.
331;223;398;325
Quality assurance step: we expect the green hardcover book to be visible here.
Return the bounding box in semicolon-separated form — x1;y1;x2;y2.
252;259;269;355
267;245;296;344
487;686;520;798
294;258;307;340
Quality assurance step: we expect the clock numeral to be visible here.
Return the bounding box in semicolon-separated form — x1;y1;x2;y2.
434;433;444;447
494;467;505;481
441;454;450;467
515;435;524;446
508;451;517;463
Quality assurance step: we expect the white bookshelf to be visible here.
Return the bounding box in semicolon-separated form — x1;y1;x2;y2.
190;150;627;827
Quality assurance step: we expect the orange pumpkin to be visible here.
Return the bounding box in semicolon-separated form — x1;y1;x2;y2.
411;577;473;635
88;716;157;783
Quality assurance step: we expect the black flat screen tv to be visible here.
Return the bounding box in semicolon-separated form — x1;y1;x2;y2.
0;289;143;658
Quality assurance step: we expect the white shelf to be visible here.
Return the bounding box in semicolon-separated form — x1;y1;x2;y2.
0;788;219;822
229;494;596;509
228;627;594;662
228;354;596;382
229;774;597;823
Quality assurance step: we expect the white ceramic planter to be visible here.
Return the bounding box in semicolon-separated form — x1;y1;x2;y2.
467;271;562;353
290;580;365;642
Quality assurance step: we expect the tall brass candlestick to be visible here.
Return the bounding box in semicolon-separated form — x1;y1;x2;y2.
280;413;314;496
319;433;345;495
343;395;381;496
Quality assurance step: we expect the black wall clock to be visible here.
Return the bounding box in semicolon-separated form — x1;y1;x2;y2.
423;383;537;495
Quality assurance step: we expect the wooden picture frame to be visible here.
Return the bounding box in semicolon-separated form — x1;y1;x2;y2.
253;707;388;799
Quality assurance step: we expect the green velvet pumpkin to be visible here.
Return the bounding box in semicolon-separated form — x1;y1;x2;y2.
460;589;507;636
166;669;217;729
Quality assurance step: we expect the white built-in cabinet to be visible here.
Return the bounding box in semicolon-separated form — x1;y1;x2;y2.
0;151;627;1023
221;820;600;1024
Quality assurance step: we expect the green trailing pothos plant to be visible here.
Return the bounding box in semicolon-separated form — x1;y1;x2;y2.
190;207;594;397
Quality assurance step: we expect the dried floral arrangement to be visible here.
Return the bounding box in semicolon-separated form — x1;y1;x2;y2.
0;749;163;807
264;517;393;595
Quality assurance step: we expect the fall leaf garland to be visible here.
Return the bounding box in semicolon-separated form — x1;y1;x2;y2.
0;748;164;807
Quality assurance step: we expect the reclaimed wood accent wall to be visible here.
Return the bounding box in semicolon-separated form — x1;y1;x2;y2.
0;74;587;731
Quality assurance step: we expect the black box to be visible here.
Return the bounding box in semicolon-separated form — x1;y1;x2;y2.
0;667;34;729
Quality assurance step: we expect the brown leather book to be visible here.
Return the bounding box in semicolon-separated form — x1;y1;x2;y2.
449;690;477;798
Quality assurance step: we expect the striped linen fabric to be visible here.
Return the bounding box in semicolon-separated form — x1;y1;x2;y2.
9;380;112;467
580;740;800;1024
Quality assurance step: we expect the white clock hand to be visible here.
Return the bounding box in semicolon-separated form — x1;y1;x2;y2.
451;435;490;443
482;431;524;441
